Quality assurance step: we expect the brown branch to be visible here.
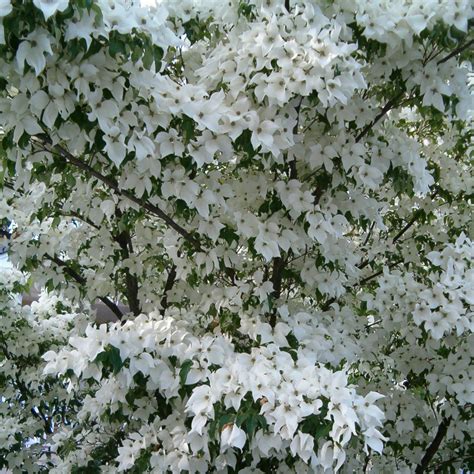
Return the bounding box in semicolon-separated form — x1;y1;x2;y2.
357;259;404;286
437;39;474;65
355;91;404;142
115;231;141;317
37;137;202;250
288;97;304;180
430;455;474;472
320;259;404;311
65;210;101;231
363;221;376;246
415;417;451;473
45;254;124;320
355;39;472;144
393;191;438;244
114;209;141;316
392;212;420;244
268;256;285;328
160;265;177;315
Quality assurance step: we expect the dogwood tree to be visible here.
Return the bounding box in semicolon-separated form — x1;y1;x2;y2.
0;0;473;472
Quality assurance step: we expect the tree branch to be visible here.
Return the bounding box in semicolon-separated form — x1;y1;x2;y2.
363;221;376;246
355;91;404;143
288;96;304;180
415;417;451;474
355;39;471;144
114;209;141;316
160;265;177;315
320;259;404;311
392;211;421;244
437;39;474;65
37;137;202;250
268;256;285;328
45;254;124;320
65;210;101;231
115;231;141;317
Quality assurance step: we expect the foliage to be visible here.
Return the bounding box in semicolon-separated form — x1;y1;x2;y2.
0;0;473;472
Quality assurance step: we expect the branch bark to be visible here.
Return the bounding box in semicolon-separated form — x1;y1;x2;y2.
114;209;141;316
392;212;420;244
115;230;141;317
160;265;177;315
415;417;451;474
45;254;124;320
355;92;404;143
37;137;202;250
437;39;474;65
268;256;285;328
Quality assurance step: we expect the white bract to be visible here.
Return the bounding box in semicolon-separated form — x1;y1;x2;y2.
0;0;472;472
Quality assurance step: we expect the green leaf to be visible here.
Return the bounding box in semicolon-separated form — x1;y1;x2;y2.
236;410;267;440
286;332;299;350
300;413;331;444
179;359;193;385
142;46;154;70
94;345;124;374
109;38;126;58
218;413;235;429
181;115;195;143
219;226;239;245
153;45;163;72
245;414;267;439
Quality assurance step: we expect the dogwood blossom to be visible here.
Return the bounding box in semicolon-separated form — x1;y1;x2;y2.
0;0;472;472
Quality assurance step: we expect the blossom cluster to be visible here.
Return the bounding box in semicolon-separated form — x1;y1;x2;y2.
0;0;472;472
42;311;385;472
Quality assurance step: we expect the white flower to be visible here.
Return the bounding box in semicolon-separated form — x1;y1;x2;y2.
451;381;474;405
357;164;384;189
0;0;12;45
318;440;346;472
363;427;387;454
251;120;279;152
157;130;185;157
116;439;139;472
65;12;96;49
186;385;215;416
423;311;451;339
0;0;11;17
33;0;69;20
290;431;314;463
16;29;53;75
187;92;225;133
220;423;246;451
104;134;127;167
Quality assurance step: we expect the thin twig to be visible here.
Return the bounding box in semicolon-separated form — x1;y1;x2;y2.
363;222;376;246
355;92;404;142
358;259;404;286
355;39;472;143
392;212;419;244
320;259;404;311
437;39;474;65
